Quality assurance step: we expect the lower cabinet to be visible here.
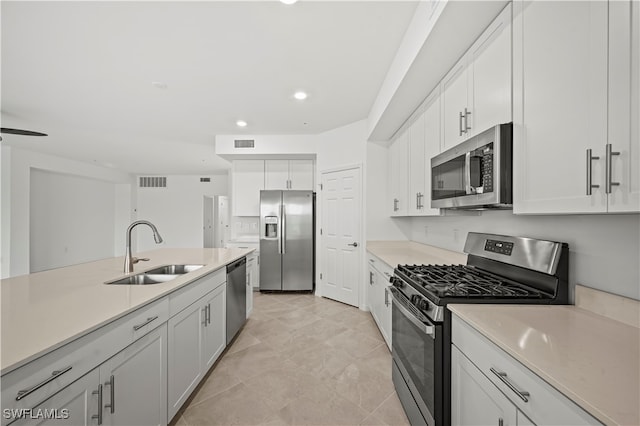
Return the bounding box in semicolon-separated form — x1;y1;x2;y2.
367;254;392;350
451;345;529;426
451;314;602;426
246;254;256;318
14;324;168;426
167;283;226;421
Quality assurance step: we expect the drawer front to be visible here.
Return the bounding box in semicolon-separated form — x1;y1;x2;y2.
168;268;226;317
1;298;168;425
366;253;394;282
452;315;602;426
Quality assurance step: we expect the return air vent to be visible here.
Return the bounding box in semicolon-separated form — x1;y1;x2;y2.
234;139;255;148
200;177;211;182
139;177;167;188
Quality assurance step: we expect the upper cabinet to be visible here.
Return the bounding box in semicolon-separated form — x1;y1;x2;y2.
441;3;512;152
232;159;315;216
265;159;314;191
389;130;409;216
232;160;265;216
513;0;639;214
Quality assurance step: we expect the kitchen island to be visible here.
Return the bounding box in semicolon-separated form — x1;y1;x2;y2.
1;248;253;425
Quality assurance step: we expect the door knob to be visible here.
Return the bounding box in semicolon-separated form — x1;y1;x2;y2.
348;242;358;247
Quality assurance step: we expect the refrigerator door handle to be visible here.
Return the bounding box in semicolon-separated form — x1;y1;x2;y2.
282;204;287;254
278;204;284;254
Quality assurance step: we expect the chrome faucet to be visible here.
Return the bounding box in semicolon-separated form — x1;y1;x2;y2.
124;220;164;273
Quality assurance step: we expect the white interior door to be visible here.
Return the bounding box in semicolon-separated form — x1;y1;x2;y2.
203;196;214;248
320;167;361;307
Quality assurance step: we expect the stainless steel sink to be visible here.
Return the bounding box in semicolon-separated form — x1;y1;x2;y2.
105;273;180;285
143;264;204;275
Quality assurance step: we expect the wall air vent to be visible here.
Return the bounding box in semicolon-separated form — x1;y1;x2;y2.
234;139;255;148
139;177;167;188
200;177;211;182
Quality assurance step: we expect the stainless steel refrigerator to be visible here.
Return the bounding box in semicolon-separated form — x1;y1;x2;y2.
259;190;314;291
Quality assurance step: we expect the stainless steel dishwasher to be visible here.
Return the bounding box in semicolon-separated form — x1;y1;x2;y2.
226;257;247;344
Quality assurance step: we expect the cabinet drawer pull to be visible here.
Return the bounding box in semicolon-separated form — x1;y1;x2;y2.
490;367;530;402
92;384;103;425
464;107;471;133
104;375;115;414
16;366;73;401
459;111;464;136
207;303;211;325
133;315;158;331
605;143;621;193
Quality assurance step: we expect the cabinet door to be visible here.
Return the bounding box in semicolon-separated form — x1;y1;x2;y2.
264;160;289;190
470;3;512;135
167;302;204;420
289;160;314;190
101;324;167;426
232;160;265;216
423;87;442;215
389;131;409;216
12;369;100;426
246;257;255;318
375;269;392;351
202;284;226;371
408;112;426;215
441;58;470;151
608;0;640;212
513;0;608;214
451;345;517;426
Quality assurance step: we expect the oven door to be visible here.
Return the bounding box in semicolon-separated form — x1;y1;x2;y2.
388;287;443;426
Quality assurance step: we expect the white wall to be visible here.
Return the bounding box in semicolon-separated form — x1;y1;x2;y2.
1;146;133;278
405;211;640;301
29;169;117;272
135;174;228;252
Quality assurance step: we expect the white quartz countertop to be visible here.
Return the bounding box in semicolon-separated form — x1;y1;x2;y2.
448;304;640;426
366;240;467;268
0;248;253;375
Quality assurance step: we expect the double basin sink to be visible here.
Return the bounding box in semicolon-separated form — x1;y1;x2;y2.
105;264;204;285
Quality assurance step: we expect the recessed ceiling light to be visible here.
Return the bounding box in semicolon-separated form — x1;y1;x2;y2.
294;91;308;100
151;81;168;89
280;0;298;4
236;120;248;128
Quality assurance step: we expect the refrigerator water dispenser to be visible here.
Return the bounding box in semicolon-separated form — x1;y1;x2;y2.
264;216;278;238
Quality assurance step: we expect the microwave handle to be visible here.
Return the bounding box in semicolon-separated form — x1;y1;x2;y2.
464;152;473;194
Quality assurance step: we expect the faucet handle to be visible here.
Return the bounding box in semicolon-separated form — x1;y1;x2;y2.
132;257;150;264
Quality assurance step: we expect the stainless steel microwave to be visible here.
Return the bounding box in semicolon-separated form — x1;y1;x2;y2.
431;123;512;209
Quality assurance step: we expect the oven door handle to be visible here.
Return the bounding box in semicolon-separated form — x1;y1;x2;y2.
388;287;435;339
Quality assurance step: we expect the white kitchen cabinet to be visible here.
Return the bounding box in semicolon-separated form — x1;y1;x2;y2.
441;3;512;151
167;282;226;421
451;345;518;426
246;254;256;318
389;130;409;216
232;160;265;216
100;324;167;426
264;159;314;190
408;110;426;215
452;314;602;426
366;253;392;350
12;369;100;426
512;1;610;214
607;0;640;213
420;88;442;216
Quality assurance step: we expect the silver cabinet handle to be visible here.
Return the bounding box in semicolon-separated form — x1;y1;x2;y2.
202;307;208;327
369;271;374;285
347;242;358;247
586;149;600;195
16;366;73;401
393;198;398;212
133;316;158;331
92;384;103;425
368;259;375;263
605;144;621;193
490;367;530;402
498;418;504;426
207;303;211;325
464;107;471;133
104;375;115;414
459;111;464;136
384;287;389;307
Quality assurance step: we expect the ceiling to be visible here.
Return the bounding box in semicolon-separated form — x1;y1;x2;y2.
1;1;417;175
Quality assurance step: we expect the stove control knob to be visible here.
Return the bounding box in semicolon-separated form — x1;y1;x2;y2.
418;299;430;311
391;277;402;288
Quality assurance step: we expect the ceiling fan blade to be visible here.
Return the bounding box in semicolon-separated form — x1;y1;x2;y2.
0;127;48;136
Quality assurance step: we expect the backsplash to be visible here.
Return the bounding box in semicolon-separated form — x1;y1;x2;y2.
232;217;259;240
405;211;640;301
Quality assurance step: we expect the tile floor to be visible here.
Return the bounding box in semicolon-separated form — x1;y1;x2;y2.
170;291;410;426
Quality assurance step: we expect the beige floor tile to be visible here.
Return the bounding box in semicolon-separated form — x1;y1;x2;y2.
188;362;242;407
278;394;370;426
225;328;262;355
326;361;395;412
325;328;385;359
291;317;349;342
287;342;356;382
369;392;410;426
183;383;275;426
218;342;298;381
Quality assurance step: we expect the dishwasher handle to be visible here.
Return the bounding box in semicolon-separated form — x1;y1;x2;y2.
227;257;247;273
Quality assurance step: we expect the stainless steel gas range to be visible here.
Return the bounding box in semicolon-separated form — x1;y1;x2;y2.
387;232;569;426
